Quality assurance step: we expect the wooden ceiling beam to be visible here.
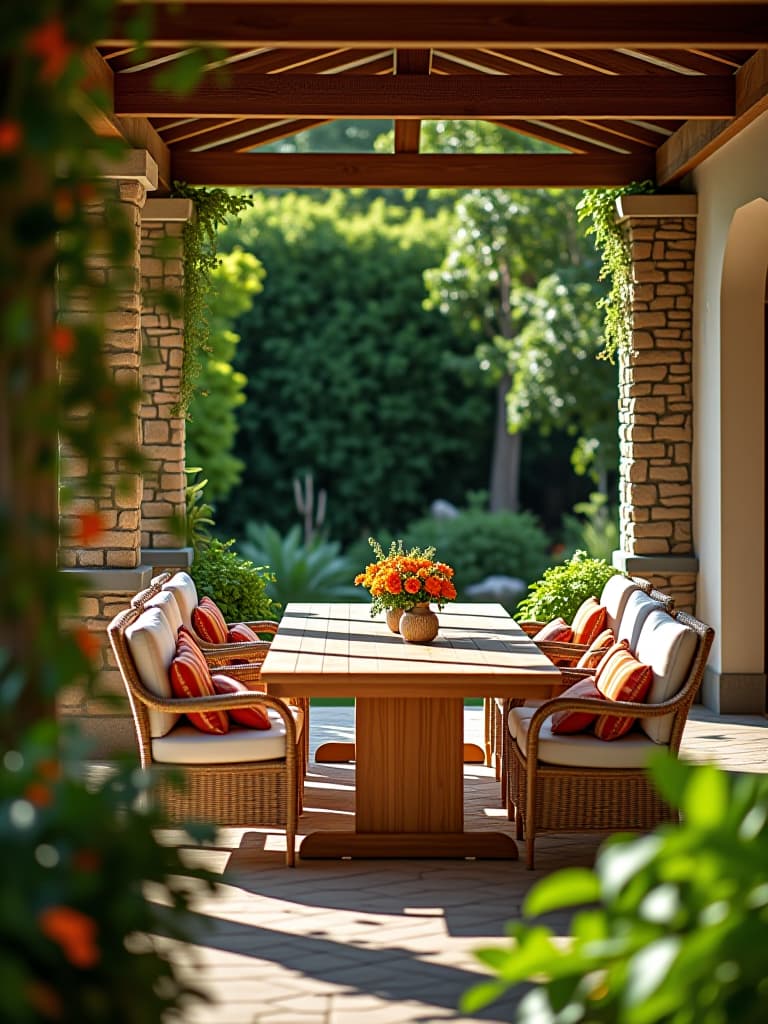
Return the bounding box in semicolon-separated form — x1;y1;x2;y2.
394;49;431;153
115;72;734;119
170;151;656;188
79;46;172;190
657;47;768;183
106;4;768;50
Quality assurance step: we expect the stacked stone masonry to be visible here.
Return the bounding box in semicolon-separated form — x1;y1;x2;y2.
140;220;187;550
59;180;146;572
617;211;697;613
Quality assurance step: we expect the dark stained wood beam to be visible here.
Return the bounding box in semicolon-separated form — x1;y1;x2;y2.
394;49;431;153
106;4;768;50
79;46;172;190
657;48;768;182
114;72;734;119
170;151;656;188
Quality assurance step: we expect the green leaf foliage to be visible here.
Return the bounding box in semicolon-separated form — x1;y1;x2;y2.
215;191;494;545
462;756;768;1024
240;523;359;605
400;506;552;595
190;538;280;622
516;549;619;622
185;249;265;501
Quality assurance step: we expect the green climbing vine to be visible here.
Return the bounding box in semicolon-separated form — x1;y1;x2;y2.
170;182;253;414
576;179;655;362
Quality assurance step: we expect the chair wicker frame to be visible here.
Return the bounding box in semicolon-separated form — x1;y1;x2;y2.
506;609;714;869
108;604;302;866
486;578;672;806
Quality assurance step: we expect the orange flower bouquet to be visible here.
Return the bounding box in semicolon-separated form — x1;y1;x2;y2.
354;537;457;616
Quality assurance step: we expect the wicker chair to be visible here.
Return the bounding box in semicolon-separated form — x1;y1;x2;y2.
108;603;302;866
506;608;714;868
487;577;673;804
158;572;310;766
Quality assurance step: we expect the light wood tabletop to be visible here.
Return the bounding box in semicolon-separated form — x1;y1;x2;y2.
260;602;562;860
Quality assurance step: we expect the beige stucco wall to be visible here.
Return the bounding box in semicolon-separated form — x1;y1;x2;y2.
691;109;768;709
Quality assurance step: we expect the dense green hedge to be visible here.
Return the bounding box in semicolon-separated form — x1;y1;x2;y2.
216;192;494;545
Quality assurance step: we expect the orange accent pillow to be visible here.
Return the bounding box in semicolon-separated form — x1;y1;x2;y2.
534;617;574;644
169;637;229;735
593;645;653;741
211;675;272;730
551;678;606;734
192;595;229;644
576;628;615;670
227;622;260;643
571;597;607;646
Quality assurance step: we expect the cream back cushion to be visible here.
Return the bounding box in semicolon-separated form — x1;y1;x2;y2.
145;589;184;636
125;607;179;737
161;571;198;629
635;608;698;744
599;575;640;634
617;590;659;652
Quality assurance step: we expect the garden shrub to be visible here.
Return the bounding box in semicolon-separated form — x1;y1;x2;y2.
516;549;619;623
191;538;280;621
463;754;768;1023
240;523;359;605
400;509;552;596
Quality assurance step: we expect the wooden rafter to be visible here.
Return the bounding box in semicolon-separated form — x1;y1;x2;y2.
170;151;656;188
115;72;735;119
106;4;768;50
394;49;432;153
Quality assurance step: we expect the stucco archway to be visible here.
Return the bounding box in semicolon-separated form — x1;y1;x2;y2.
718;197;767;708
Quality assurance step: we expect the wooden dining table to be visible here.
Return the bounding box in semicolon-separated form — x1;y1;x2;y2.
259;602;562;860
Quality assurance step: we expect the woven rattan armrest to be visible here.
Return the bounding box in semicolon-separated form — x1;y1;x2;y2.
128;679;298;732
198;641;271;668
227;619;279;635
518;620;545;636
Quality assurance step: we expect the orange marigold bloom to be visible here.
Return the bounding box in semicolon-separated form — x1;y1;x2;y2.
0;120;22;153
425;576;442;596
437;563;454;577
441;581;457;600
404;577;421;594
385;572;402;595
51;325;75;357
26;19;74;82
354;573;365;586
39;906;99;969
25;782;52;807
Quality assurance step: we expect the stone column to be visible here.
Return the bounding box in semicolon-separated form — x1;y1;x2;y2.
612;194;699;612
58;151;158;753
140;198;195;578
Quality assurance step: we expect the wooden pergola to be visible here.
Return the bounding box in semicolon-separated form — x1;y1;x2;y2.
89;0;768;192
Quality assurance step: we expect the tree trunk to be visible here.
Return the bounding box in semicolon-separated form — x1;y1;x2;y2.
489;373;521;512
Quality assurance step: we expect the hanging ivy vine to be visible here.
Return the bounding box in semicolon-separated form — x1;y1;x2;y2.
170;182;253;414
576;179;655;363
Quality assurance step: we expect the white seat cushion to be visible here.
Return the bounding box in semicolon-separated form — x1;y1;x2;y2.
617;590;660;651
509;705;661;768
161;571;198;629
152;708;303;765
599;575;640;634
145;589;184;636
635;609;698;744
125;607;179;738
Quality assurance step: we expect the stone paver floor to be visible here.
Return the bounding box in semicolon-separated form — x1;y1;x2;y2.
157;704;768;1023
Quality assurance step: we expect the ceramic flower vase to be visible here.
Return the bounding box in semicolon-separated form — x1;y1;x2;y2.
386;608;404;633
399;603;439;643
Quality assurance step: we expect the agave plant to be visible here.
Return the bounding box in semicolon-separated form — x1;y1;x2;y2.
240;523;359;605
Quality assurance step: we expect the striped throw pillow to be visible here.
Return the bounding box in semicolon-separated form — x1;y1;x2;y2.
170;637;229;734
534;617;574;644
227;622;260;643
593;644;653;741
576;628;615;669
550;678;606;734
211;675;272;730
192;595;229;644
571;596;607;646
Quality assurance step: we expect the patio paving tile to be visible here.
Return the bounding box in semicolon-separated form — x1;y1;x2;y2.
148;703;767;1022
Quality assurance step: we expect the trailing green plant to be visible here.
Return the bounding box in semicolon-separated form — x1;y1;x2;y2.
170;183;253;416
576;180;655;362
561;491;620;562
462;754;768;1023
240;523;359;606
190;538;280;622
185;467;215;555
516;549;619;623
401;507;552;596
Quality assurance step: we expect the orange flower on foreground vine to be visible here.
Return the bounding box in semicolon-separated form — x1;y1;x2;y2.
354;537;457;616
